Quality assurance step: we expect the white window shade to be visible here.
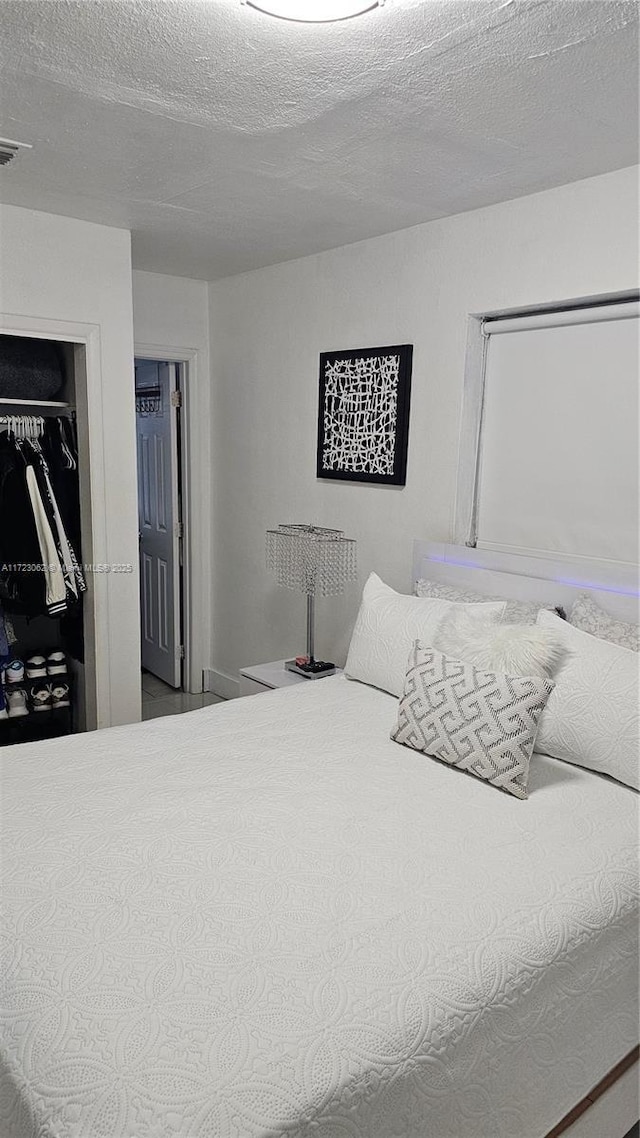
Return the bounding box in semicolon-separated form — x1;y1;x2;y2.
475;303;639;564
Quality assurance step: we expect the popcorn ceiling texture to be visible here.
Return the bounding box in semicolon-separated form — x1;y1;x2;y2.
0;0;637;279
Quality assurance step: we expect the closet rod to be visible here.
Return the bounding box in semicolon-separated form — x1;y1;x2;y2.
0;411;75;423
0;398;70;408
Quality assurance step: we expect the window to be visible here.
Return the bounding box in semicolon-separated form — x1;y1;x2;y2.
455;298;639;565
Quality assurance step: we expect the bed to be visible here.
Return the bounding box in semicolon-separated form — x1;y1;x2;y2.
1;544;638;1138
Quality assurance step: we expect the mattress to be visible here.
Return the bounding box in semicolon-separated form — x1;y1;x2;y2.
1;675;638;1138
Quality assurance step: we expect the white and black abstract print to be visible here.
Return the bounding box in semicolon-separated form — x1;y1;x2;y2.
323;353;399;476
317;344;412;485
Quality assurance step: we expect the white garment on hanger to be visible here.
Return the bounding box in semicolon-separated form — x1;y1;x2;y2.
37;460;79;600
25;466;67;614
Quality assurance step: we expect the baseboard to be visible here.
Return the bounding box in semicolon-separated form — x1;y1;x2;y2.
203;668;240;700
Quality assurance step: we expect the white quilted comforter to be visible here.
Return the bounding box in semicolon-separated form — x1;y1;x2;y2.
1;675;638;1138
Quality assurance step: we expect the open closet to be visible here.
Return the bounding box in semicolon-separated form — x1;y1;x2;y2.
0;334;95;744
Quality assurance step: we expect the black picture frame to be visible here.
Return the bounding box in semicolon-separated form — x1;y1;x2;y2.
316;343;413;485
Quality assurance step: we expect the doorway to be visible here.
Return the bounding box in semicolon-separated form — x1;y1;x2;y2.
135;358;184;701
133;346;217;721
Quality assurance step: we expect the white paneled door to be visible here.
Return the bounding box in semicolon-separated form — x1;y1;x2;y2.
137;361;182;687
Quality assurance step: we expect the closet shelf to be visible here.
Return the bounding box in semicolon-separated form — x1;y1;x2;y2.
0;398;71;408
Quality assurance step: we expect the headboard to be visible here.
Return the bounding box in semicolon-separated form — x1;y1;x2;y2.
413;541;639;623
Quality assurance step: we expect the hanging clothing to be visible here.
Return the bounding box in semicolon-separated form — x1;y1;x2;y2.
0;433;48;614
3;609;16;646
0;602;9;658
42;417;82;559
24;464;67;616
43;418;86;661
0;418;84;618
26;440;86;598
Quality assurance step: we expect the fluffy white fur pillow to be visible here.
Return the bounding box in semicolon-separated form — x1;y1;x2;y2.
434;606;563;678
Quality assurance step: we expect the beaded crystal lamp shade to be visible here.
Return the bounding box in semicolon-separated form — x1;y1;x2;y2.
266;524;357;677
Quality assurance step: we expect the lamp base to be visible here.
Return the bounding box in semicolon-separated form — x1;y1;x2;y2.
285;658;336;679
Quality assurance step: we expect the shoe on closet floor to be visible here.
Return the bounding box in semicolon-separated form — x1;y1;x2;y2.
31;684;52;713
51;683;70;709
5;660;25;684
26;655;47;679
47;651;67;676
0;690;7;720
6;689;28;717
26;655;47;678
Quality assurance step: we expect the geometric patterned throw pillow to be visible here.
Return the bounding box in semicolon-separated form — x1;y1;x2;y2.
391;642;555;799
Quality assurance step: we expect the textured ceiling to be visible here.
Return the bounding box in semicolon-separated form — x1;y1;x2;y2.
0;0;637;280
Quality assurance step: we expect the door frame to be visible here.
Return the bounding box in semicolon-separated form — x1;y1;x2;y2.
0;312;109;728
136;359;183;689
134;342;210;694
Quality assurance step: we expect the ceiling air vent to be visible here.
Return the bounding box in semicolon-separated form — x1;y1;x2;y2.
0;137;33;167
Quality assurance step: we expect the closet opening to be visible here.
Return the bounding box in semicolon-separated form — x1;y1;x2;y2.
0;333;95;744
135;358;188;719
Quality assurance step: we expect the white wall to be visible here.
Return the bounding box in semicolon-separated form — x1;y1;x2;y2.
132;270;210;360
208;166;639;690
132;270;212;692
0;204;140;726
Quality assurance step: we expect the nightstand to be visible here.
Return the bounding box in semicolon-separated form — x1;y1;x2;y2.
239;660;343;697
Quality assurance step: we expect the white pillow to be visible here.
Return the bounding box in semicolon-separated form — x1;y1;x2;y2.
535;609;639;790
345;572;505;697
569;592;639;652
434;606;563;678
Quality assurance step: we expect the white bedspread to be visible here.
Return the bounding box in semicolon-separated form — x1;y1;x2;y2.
1;676;638;1138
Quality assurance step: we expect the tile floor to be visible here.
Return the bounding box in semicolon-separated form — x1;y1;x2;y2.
141;670;224;721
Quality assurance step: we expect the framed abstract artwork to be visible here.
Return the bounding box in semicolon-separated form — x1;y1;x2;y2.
316;344;413;485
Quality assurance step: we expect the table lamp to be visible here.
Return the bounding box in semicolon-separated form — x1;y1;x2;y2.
266;523;357;678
